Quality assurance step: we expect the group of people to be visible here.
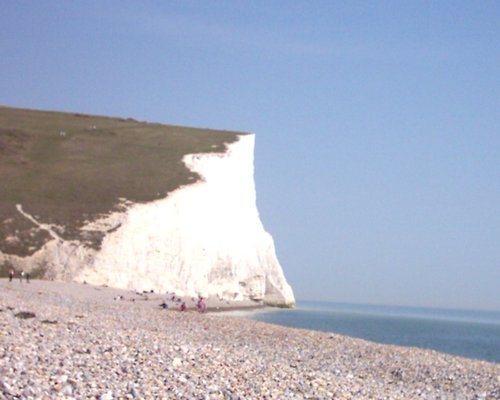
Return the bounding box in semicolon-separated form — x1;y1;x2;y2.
178;297;206;312
160;293;207;313
8;269;30;283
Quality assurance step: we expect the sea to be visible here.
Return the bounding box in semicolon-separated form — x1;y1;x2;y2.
232;301;500;364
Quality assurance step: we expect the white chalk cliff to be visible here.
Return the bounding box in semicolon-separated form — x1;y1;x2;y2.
5;135;295;307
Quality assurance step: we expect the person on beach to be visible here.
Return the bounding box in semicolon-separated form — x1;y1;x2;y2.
26;272;30;283
180;302;187;312
196;296;207;313
20;271;25;283
9;269;14;282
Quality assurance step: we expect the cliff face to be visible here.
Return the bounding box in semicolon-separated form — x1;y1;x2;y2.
1;127;295;307
77;134;294;306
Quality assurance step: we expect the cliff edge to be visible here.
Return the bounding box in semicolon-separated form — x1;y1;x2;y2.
0;106;295;307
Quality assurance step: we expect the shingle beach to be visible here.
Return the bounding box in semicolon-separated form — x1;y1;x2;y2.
1;279;499;399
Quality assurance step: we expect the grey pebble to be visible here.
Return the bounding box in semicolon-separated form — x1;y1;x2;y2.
1;280;499;399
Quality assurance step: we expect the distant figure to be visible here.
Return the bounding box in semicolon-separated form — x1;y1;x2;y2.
160;301;169;309
180;302;187;312
20;271;25;283
26;272;30;283
197;296;207;313
9;269;14;282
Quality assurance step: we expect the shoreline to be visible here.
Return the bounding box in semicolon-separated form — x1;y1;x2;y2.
1;279;499;398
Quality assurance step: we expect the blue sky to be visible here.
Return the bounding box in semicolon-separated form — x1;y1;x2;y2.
1;1;499;310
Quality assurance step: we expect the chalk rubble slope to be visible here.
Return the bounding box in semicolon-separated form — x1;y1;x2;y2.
4;134;294;307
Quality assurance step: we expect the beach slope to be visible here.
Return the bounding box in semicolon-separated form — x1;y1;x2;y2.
1;279;498;399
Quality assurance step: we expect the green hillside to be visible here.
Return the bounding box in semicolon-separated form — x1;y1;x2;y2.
0;106;241;263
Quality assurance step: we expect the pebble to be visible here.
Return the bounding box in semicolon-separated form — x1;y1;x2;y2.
173;357;183;367
1;279;499;399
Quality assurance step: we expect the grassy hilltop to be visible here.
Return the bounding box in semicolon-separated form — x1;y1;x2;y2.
0;106;240;269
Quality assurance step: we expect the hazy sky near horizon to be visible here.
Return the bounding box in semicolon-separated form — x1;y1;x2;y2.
1;1;499;310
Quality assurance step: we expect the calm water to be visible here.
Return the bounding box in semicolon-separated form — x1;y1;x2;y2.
244;301;500;363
